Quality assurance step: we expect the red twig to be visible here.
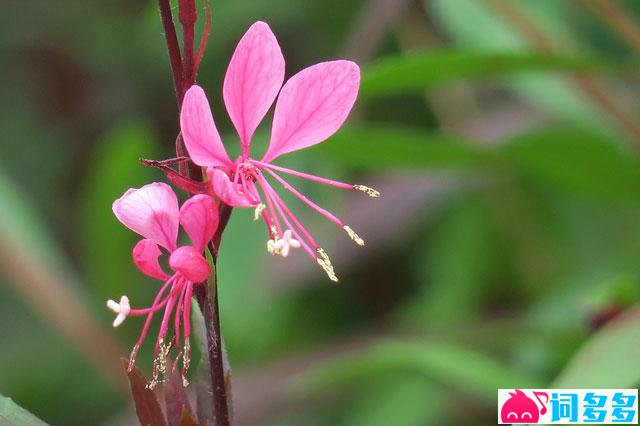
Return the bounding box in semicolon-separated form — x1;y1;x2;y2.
194;271;230;426
579;0;640;53
158;0;184;105
179;0;197;87
175;133;187;176
195;0;213;72
486;0;640;144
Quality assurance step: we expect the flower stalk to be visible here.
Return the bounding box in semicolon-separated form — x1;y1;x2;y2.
194;274;230;426
158;0;183;105
156;1;231;424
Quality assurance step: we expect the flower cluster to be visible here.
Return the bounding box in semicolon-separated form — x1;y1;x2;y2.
110;183;217;387
107;21;377;388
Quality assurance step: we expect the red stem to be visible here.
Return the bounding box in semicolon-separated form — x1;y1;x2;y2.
179;0;197;87
158;0;184;105
155;1;232;424
194;275;230;426
195;0;213;72
193;204;233;426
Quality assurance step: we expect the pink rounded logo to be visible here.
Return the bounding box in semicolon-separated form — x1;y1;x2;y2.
501;389;548;424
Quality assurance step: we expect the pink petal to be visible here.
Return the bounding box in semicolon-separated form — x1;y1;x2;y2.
132;239;170;280
223;21;285;153
263;60;360;162
169;246;210;283
113;183;179;251
179;194;219;252
181;85;233;168
208;167;259;207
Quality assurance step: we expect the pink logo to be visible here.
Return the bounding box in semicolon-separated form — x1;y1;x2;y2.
500;389;548;424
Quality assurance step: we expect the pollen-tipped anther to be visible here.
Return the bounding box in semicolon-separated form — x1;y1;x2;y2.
316;248;338;282
127;344;140;372
267;239;276;255
147;338;170;389
343;225;365;246
254;203;266;221
353;185;380;198
182;341;191;387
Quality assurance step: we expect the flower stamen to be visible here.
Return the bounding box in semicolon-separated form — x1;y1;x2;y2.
182;340;191;387
254;203;266;221
148;338;171;389
343;225;365;246
353;185;380;198
316;248;338;282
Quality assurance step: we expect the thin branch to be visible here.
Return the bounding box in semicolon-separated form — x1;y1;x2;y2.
200;204;233;425
341;0;412;62
179;0;197;87
486;0;640;144
579;0;640;53
158;0;184;105
211;204;233;260
191;202;232;426
175;133;187;176
195;274;230;426
195;0;213;72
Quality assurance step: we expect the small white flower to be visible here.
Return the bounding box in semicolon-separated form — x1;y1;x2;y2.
107;295;131;327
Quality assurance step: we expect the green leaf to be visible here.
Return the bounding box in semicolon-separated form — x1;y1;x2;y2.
318;124;492;169
0;395;48;426
503;129;640;200
427;0;618;135
320;125;640;201
403;198;503;325
551;305;640;387
341;377;443;426
361;51;632;98
292;339;538;401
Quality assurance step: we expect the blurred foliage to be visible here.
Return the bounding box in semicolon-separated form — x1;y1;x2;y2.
1;0;640;425
0;394;48;426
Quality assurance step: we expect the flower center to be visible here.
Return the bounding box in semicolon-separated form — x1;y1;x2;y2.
236;161;258;182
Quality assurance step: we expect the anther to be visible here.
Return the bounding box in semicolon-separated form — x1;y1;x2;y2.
316;248;339;282
267;239;276;255
270;225;279;240
158;339;170;376
127;344;140;372
254;203;266;221
353;185;380;198
182;341;191;387
343;225;365;246
147;338;170;389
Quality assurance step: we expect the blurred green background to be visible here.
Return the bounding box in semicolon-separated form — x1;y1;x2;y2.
2;0;640;425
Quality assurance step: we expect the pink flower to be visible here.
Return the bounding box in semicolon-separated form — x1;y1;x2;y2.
109;182;218;388
180;21;378;282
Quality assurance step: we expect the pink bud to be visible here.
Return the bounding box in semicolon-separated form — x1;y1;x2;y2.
169;246;210;283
